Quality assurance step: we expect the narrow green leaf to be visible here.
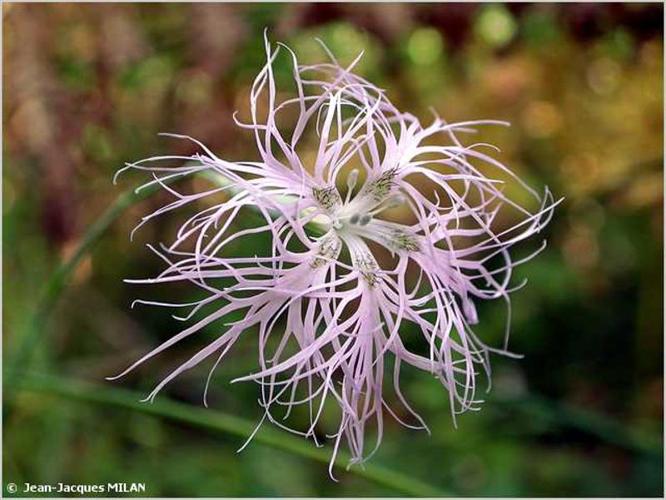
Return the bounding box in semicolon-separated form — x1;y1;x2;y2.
5;180;173;412
17;371;449;497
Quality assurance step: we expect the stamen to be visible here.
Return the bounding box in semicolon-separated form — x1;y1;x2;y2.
359;214;372;226
349;214;360;225
346;169;359;191
369;194;405;216
345;169;359;203
386;194;405;209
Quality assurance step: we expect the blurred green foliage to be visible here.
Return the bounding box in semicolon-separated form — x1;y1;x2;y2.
3;3;663;497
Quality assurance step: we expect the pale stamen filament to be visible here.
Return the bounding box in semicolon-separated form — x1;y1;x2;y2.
368;194;405;217
344;168;359;204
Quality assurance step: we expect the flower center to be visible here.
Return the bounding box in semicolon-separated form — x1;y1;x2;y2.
309;168;418;280
315;168;405;234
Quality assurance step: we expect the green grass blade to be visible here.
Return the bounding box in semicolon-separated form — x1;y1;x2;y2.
4;181;171;412
17;371;449;497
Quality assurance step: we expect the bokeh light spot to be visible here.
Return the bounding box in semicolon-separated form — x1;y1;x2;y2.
587;57;621;95
476;5;517;47
407;27;444;65
522;100;563;139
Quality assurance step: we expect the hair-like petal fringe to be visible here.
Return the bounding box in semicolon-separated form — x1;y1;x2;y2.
112;34;560;474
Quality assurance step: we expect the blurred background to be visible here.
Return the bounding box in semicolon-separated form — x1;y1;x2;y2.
3;2;663;497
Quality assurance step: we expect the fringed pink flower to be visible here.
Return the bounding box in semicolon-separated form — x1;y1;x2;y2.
110;34;559;475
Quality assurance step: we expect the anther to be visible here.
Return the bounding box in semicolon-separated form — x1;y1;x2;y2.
359;214;372;226
346;169;359;191
349;214;360;225
345;169;359;203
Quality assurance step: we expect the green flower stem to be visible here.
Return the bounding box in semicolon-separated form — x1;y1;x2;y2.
17;371;448;497
4;180;172;415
